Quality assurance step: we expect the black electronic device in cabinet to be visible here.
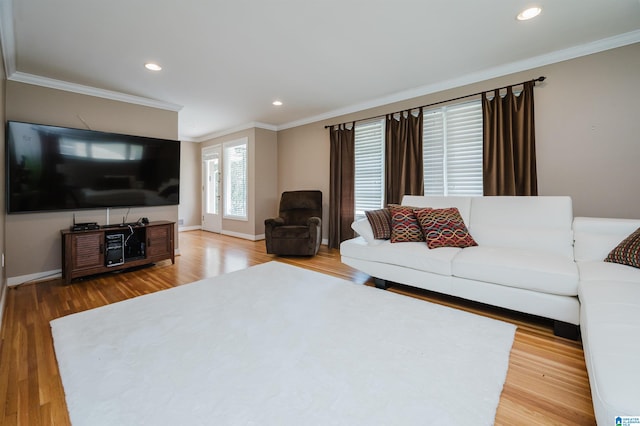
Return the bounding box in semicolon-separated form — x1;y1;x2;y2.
105;233;125;267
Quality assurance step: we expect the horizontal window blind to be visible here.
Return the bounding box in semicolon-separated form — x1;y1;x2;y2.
423;109;445;195
423;100;483;196
354;119;385;217
223;140;248;219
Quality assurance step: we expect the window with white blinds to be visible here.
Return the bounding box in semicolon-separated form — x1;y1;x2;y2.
423;100;483;196
223;138;248;220
354;119;385;217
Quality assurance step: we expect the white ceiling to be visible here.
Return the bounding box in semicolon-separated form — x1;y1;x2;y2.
1;0;639;141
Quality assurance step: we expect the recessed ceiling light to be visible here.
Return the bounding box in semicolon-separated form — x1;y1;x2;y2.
272;100;283;106
145;63;162;71
517;7;542;21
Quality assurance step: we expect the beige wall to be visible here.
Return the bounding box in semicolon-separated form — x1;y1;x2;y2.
278;42;640;241
276;123;330;240
533;44;640;219
254;128;278;236
0;52;6;325
179;141;201;228
5;81;179;282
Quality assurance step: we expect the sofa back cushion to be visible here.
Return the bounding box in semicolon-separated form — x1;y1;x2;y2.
573;217;640;262
469;196;574;259
401;196;473;225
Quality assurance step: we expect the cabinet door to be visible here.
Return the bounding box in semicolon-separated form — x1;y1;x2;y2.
146;225;172;260
72;233;103;269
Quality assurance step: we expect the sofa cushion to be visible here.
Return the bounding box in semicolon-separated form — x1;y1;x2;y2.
340;237;460;277
604;227;640;269
452;246;579;296
415;207;477;249
579;280;640;423
577;260;640;283
365;208;392;240
389;205;425;243
468;196;575;259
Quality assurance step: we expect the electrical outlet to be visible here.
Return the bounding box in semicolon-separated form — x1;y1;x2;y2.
178;219;184;225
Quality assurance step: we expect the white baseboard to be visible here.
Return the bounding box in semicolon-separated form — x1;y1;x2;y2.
322;238;329;246
8;251;183;287
180;226;265;241
8;269;62;287
0;281;6;332
3;233;293;289
221;230;265;241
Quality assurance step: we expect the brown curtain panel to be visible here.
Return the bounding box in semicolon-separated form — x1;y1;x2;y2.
482;81;538;196
482;81;538;195
385;110;424;204
328;123;355;249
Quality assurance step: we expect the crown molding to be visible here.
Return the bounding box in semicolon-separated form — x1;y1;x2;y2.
190;121;278;143
8;71;183;112
277;29;640;131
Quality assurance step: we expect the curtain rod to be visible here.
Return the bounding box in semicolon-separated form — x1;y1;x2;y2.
324;76;546;129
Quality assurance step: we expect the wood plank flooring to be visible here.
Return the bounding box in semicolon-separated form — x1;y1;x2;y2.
0;230;595;425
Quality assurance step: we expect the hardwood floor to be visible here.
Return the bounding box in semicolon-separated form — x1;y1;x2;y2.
0;230;595;425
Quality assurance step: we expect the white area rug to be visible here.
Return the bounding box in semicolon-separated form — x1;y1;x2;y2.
51;261;516;426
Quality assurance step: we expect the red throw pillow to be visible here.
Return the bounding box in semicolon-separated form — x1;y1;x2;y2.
415;207;477;249
389;205;426;243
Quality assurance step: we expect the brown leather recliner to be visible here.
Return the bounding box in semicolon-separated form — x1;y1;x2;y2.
264;190;322;256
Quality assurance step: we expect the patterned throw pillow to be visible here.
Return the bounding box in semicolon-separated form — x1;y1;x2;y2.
365;208;392;240
415;207;478;249
389;205;425;243
605;227;640;269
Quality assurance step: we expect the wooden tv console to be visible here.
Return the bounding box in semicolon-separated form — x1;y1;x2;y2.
61;220;175;284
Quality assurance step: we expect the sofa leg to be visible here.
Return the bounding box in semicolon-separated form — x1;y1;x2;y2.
553;321;580;340
373;278;390;290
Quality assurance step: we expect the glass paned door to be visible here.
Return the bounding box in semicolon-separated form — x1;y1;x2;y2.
202;145;222;233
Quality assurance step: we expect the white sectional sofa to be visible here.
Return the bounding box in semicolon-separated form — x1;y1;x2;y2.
340;195;640;424
573;217;640;425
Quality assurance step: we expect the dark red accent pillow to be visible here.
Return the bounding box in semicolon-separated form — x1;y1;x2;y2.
365;208;392;240
415;207;477;249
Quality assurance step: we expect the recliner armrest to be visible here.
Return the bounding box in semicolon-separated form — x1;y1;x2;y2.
265;217;285;227
307;217;321;227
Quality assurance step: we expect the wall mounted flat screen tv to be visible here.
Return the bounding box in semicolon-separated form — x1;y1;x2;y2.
5;121;180;214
